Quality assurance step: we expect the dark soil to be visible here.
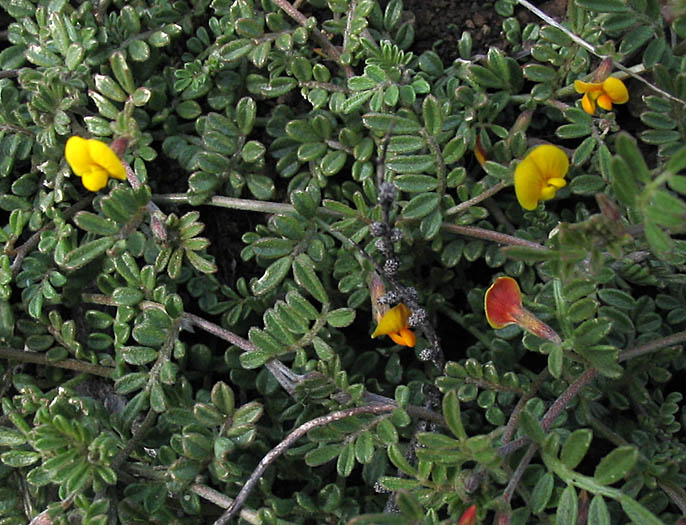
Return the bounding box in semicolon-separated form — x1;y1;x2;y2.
402;0;569;63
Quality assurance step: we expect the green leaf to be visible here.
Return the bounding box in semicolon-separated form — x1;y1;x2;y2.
442;390;467;440
403;193;440;219
320;150;348;176
560;429;593;469
619;495;663;525
523;64;557;82
616;133;649;183
519;409;545;444
1;450;40;467
63;237;115;271
73;211;120;236
574;318;612;346
236;97;257;135
588;495;611;525
394;175;438;193
292;254;328;304
121;346;158;365
576;0;628;12
327;308;356;327
219;39;254;63
362;113;422;134
128;39;150;61
112;287;144;306
386;155;435;174
337;442;355;477
556;485;578;525
251;256;292;296
593;445;638;485
530;472;554;514
422;95;442;135
387;443;416;476
548;344;563;378
305;444;343;466
110;51;135;94
355;431;374;464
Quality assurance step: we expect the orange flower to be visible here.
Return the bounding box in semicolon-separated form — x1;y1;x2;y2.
459;505;477;525
484;277;561;343
574;77;628;115
371;303;416;347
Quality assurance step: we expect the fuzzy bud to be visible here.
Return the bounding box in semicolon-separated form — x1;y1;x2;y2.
378;182;397;204
375;238;391;255
389;228;403;242
384;258;399;275
409;309;427;327
378;291;399;305
370;221;386;237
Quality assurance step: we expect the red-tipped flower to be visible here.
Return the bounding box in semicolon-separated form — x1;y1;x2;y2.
459;504;477;525
484;277;561;343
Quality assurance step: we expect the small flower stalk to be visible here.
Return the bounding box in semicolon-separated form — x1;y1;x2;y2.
369;272;416;347
485;277;561;344
514;145;569;210
65;136;127;191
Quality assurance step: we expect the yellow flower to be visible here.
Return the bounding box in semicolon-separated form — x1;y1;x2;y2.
514;145;569;211
574;77;629;115
371;303;416;347
65;136;127;191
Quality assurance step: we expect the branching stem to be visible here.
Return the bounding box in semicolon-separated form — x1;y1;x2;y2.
213;404;396;524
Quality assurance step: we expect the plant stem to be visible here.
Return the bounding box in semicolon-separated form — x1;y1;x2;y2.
213;404;397;524
619;330;686;362
0;347;114;378
272;0;354;78
445;181;507;216
441;223;549;250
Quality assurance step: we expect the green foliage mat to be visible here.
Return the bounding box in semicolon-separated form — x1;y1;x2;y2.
0;0;686;523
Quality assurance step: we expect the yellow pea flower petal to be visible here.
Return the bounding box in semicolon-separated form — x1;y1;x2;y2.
603;77;628;104
65;136;127;192
371;303;415;347
65;136;94;177
389;327;416;347
514;155;543;211
596;93;613;111
514;145;569;210
581;93;596;115
574;80;603;94
82;170;110;192
86;139;127;180
575;76;628;114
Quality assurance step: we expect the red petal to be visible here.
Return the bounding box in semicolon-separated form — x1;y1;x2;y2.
484;277;523;329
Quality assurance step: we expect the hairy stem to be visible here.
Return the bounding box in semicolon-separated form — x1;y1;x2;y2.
213;404;397;524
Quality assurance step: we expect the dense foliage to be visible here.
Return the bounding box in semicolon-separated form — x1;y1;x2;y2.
1;0;686;523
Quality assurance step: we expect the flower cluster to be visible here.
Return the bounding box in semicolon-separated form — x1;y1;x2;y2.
65;136;127;191
574;77;629;115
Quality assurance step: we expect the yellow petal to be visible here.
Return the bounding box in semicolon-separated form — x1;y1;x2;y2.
389;327;416;347
581;93;596;115
602;77;628;104
65;136;93;177
596;93;613;111
81;169;110;192
371;303;411;338
547;177;567;189
87;139;127;180
514;155;544;211
528;145;569;181
574;79;603;94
